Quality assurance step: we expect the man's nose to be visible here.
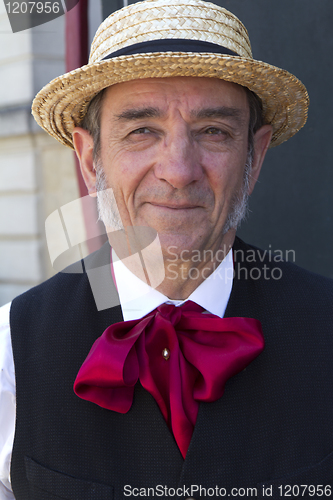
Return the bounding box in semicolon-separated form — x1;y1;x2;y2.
154;130;203;189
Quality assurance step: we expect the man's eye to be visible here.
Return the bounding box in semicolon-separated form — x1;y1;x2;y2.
131;127;150;134
205;127;224;135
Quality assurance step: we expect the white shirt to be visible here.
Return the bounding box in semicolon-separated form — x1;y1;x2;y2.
0;249;233;499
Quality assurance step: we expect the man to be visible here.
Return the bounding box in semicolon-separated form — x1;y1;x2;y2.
1;0;333;498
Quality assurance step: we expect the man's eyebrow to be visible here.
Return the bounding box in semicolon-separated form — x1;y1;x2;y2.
114;105;246;124
192;107;246;123
115;107;162;121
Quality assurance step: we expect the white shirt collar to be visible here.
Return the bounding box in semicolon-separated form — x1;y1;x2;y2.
112;248;233;321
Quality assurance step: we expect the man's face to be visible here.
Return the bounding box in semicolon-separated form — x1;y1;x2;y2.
93;77;258;257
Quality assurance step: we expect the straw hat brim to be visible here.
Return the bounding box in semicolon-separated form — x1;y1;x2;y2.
32;51;309;149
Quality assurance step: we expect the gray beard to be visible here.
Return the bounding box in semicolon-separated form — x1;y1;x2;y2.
95;157;251;235
222;158;251;234
95;162;124;231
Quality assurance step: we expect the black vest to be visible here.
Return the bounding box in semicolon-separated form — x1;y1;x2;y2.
10;238;333;499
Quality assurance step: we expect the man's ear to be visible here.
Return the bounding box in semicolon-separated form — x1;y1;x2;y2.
248;124;273;195
72;127;97;197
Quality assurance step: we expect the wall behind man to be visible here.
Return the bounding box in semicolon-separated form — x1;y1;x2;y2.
0;4;81;306
102;0;333;279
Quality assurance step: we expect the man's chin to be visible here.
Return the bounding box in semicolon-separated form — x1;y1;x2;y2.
159;229;236;262
158;233;208;260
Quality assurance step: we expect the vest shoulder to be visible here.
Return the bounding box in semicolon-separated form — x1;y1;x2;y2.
12;242;112;307
12;262;85;307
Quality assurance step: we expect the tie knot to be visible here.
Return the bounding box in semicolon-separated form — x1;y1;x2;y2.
181;300;205;313
156;300;204;324
157;303;181;324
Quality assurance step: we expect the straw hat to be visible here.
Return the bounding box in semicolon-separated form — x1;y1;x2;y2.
32;0;309;149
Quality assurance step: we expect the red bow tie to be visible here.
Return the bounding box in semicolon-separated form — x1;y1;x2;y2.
74;301;264;458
